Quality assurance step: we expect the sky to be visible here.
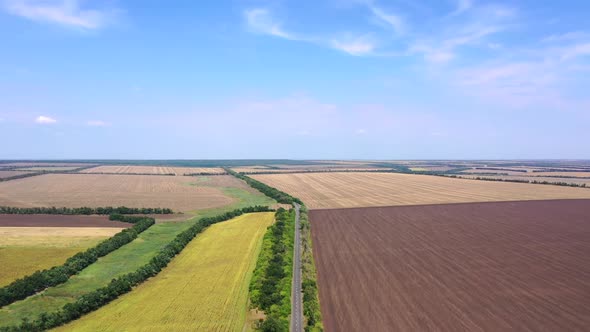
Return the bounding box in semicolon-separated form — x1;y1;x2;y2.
0;0;589;159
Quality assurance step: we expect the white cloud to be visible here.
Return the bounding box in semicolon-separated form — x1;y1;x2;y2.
450;0;472;16
542;31;589;43
35;115;57;124
87;120;109;127
244;8;294;40
2;0;113;29
369;5;404;35
331;36;375;56
355;128;367;135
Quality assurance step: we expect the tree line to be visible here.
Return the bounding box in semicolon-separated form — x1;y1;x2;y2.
299;205;324;332
227;169;324;331
225;168;303;205
249;208;295;332
470;176;588;188
0;205;273;332
0;217;155;307
0;206;173;215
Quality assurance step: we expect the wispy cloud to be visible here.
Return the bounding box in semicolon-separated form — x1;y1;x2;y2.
35;115;57;124
368;5;404;35
244;8;294;40
450;0;472;16
2;0;114;29
542;31;589;43
331;36;376;56
87;120;109;127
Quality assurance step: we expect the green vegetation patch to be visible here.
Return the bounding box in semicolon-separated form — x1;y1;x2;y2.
249;208;295;331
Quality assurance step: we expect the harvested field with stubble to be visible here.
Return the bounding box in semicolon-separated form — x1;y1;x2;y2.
56;212;275;332
310;200;590;332
252;172;590;209
0;174;238;212
80;165;226;175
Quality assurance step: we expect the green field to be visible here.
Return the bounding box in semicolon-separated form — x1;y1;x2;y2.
55;212;275;331
0;184;275;328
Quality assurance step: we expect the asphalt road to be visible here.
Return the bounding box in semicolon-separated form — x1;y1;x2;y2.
291;203;303;332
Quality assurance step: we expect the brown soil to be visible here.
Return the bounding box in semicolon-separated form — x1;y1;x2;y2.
0;214;130;228
310;199;590;331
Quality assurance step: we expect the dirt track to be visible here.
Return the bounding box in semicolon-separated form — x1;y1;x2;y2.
310;199;590;331
0;215;130;228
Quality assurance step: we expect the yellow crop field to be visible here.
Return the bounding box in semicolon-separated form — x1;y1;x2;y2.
56;212;275;332
0;174;238;212
81;165;226;175
0;227;117;287
252;172;590;209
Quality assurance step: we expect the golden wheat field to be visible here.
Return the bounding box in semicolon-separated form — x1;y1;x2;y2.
0;227;118;287
0;174;237;212
81;165;225;175
252;172;590;209
55;212;274;332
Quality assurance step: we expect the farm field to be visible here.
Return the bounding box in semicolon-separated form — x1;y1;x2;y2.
0;227;121;287
80;165;226;175
0;163;94;167
252;172;590;209
0;171;32;179
310;200;590;331
0;174;241;212
14;167;83;172
0;214;130;227
0;176;276;327
56;212;275;332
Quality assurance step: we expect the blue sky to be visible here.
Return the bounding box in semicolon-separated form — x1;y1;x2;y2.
0;0;589;159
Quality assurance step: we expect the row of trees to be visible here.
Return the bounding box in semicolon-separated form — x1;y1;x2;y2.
0;206;173;215
249;208;295;331
0;172;41;182
229;171;324;331
0;206;273;332
225;168;302;204
299;205;324;332
0;217;154;307
471;176;588;188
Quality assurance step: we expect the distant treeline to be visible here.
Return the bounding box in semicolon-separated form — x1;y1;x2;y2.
0;172;42;182
250;208;295;331
0;205;273;332
443;175;588;188
226;168;302;205
0;206;173;215
532;168;590;173
0;217;155;308
474;167;528;173
299;205;323;332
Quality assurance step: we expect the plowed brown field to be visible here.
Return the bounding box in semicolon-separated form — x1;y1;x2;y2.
310;200;590;331
252;172;590;209
0;214;129;228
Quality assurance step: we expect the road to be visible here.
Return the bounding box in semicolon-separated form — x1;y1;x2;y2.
291;203;303;332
